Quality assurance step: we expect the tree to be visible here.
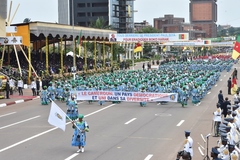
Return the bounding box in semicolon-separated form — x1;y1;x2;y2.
228;27;235;36
89;17;111;29
136;26;161;33
23;18;31;23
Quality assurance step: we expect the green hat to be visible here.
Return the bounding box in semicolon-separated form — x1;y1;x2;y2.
78;114;84;119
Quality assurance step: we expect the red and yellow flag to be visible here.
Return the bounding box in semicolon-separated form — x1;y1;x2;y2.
232;35;240;60
134;42;143;53
231;78;238;95
179;34;187;40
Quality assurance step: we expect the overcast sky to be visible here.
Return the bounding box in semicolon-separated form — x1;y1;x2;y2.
8;0;240;27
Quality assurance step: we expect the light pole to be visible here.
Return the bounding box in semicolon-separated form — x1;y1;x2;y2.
71;0;76;70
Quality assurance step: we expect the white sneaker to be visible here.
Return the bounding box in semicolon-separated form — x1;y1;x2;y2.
77;149;81;153
81;147;84;153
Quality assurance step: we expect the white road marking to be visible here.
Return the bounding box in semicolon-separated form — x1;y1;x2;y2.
144;154;153;160
220;79;222;81
65;153;79;160
0;104;116;153
215;84;217;87
0;116;40;130
176;120;185;127
207;92;211;94
85;104;116;117
0;127;57;153
15;100;24;104
0;112;16;118
125;118;137;124
0;104;7;107
224;75;226;77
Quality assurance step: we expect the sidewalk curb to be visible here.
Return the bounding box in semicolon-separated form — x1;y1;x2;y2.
0;96;40;107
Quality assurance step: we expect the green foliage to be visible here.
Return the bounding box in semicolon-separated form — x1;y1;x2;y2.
136;26;161;33
217;25;240;37
89;17;111;29
143;43;152;54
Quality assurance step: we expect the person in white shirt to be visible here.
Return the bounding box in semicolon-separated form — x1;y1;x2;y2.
30;79;36;96
183;131;193;158
9;77;15;95
213;103;222;137
17;78;23;95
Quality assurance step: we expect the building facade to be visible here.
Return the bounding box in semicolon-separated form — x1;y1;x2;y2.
134;20;151;32
189;0;217;38
154;15;185;33
58;0;134;33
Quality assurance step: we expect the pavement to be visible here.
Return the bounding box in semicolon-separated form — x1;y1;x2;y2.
0;87;40;107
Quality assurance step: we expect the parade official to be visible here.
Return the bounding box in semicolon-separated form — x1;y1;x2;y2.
221;97;231;118
228;77;232;95
183;131;193;158
218;90;224;105
213;103;222;137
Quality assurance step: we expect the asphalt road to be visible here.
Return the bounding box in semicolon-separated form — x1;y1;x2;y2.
0;62;238;160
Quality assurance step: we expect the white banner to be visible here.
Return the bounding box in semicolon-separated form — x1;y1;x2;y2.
71;91;178;102
109;33;189;42
163;40;211;46
0;36;22;45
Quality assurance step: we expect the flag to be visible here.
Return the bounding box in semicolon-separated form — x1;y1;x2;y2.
179;34;186;40
231;78;238;95
232;35;240;60
48;101;66;131
134;42;143;53
204;40;210;44
163;46;166;52
77;31;83;56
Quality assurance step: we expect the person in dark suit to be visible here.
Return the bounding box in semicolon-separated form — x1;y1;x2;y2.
36;78;40;96
227;77;232;95
218;90;224;105
5;79;10;99
110;34;116;42
221;97;231;118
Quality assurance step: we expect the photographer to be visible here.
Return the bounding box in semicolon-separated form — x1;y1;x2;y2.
176;150;191;160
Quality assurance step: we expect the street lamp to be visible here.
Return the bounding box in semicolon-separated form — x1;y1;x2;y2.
72;0;76;71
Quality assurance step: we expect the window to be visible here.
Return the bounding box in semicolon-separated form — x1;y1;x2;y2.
87;3;90;7
77;3;85;8
77;13;85;17
92;3;108;7
92;12;108;17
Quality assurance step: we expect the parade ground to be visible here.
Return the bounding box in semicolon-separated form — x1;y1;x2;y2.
0;61;238;160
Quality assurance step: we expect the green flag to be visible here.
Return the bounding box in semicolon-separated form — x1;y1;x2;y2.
78;31;82;56
77;30;82;45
